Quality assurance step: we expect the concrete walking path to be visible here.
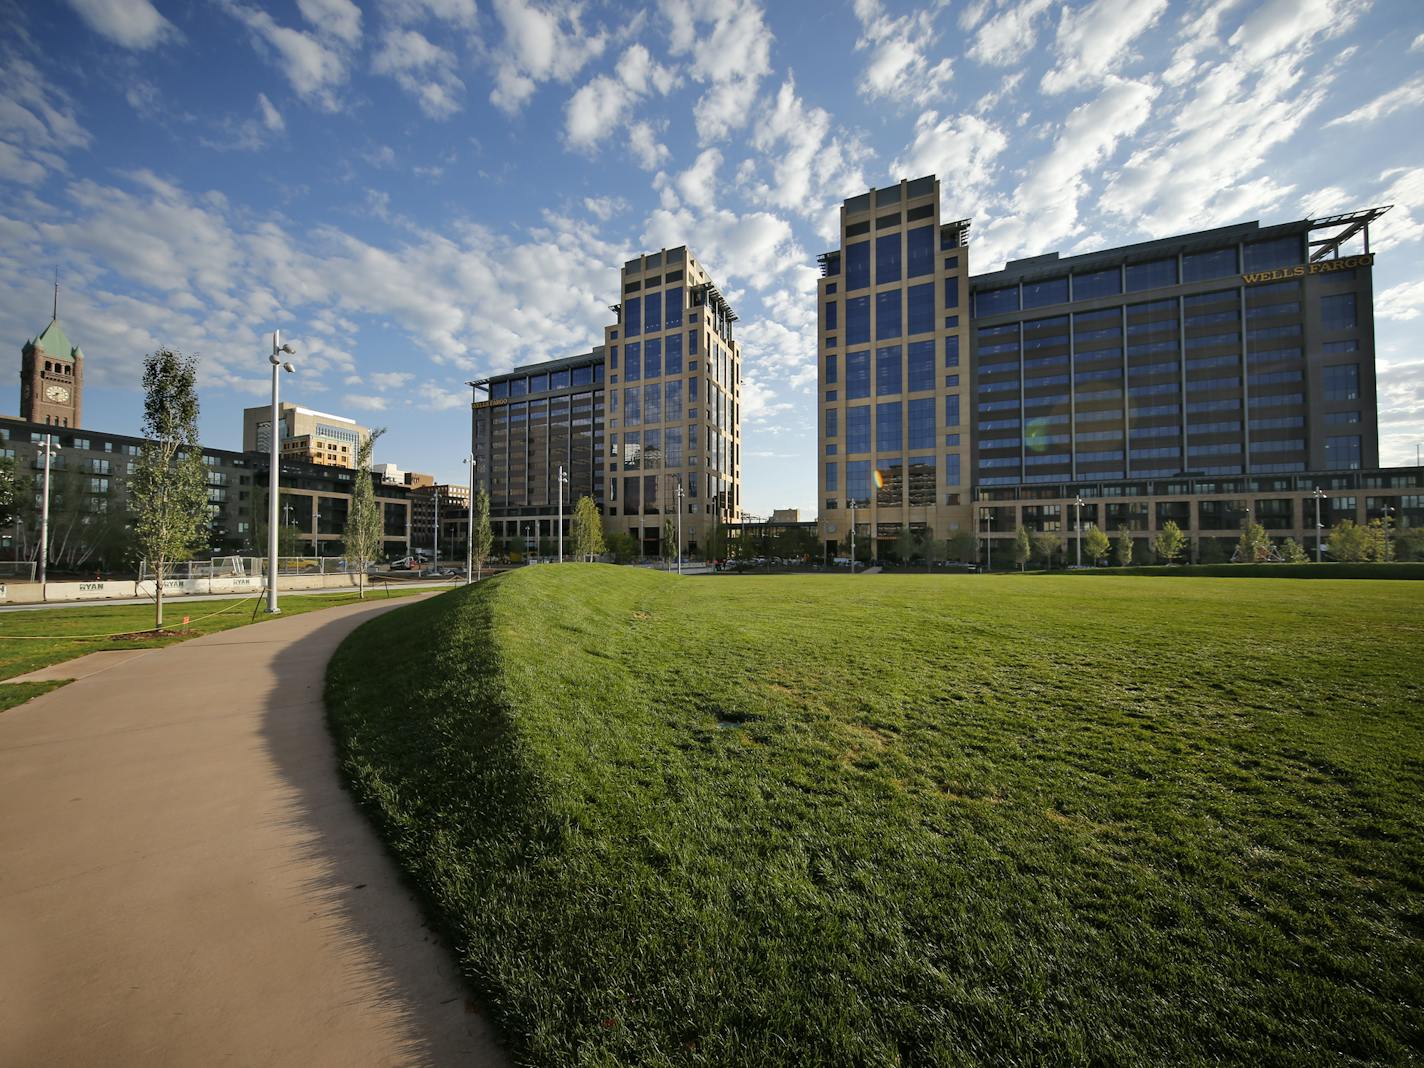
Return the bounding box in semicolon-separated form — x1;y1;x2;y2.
0;596;507;1066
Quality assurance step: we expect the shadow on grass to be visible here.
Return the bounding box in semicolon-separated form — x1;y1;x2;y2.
256;598;510;1068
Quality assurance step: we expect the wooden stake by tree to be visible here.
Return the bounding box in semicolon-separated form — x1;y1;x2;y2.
130;349;208;629
571;494;604;561
1154;520;1186;564
471;489;494;577
342;427;386;599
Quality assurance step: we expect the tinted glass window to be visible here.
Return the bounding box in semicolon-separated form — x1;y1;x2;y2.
907;283;934;336
975;286;1018;315
825;353;838;384
644;292;661;333
907;227;934;278
876;289;902;340
876;345;902;395
847;405;871;452
1073;268;1121;299
665;333;683;375
846;296;870;345
846;351;870;400
1126;259;1178;292
908;397;935;450
908;340;934;392
625;297;641;336
846;242;870;290
1183;248;1236;281
625;342;641;381
876;233;902;284
876;401;902;452
644;337;662;378
1321;293;1357;331
665;287;683;329
1244;237;1301;271
1023;277;1068;308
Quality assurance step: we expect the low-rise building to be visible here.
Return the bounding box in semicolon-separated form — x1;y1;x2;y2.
242;402;370;470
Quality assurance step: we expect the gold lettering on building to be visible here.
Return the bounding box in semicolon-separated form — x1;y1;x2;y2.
1241;253;1374;286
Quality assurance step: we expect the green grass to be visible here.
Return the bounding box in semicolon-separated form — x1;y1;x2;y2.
0;679;72;712
326;567;1424;1066
1070;562;1424;579
0;585;445;696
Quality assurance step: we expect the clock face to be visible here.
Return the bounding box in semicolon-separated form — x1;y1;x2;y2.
46;385;70;403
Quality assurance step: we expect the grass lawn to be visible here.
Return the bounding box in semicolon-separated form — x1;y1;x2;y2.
0;585;443;712
326;567;1424;1066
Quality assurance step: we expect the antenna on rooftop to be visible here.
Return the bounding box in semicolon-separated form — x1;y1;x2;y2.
53;267;59;321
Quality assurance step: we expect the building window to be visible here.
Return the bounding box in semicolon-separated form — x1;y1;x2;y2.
1243;236;1301;272
876;400;902;452
825;301;838;330
665;378;682;414
975;285;1017;316
908;397;935;450
907;226;934;278
644;338;662;378
846;296;870;345
665;287;683;329
846;350;870;400
624;387;641;425
876;345;902;395
1321;293;1357;332
665;333;683;375
1325;410;1361;425
907;283;935;336
689;331;698;354
825;408;839;438
825;353;838;384
1326;434;1362;470
1126;258;1178;292
945;394;960;427
625;297;641;337
876;233;902;283
1072;268;1121;300
945;335;960;368
825;461;839;491
1323;363;1360;401
907;341;934;392
846;241;870;290
946;452;961;486
876;289;902;340
847;406;871;453
1023;277;1068;308
1182;247;1237;282
644;292;662;333
626;342;641;382
847;460;871;505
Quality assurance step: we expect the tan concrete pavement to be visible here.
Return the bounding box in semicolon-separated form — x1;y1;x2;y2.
0;596;508;1067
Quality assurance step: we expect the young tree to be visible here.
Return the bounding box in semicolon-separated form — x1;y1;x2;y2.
1280;537;1309;563
1083;523;1111;565
1031;531;1061;569
662;516;678;563
130;349;208;628
1233;521;1273;563
1114;525;1134;567
1153;519;1186;564
605;528;638;563
894;524;919;565
1014;525;1032;571
946;529;978;563
570;494;604;561
1326;519;1366;562
341;428;386;599
1364;516;1394;562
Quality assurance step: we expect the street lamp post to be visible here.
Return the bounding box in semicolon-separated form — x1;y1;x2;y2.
983;509;993;572
1074;495;1085;568
432;489;439;569
675;479;684;575
1381;503;1396;560
267;331;296;614
463;455;475;584
849;499;856;575
37;434;59;586
1313;486;1326;563
557;464;568;563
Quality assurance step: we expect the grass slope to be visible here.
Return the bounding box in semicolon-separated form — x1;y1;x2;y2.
326;568;1424;1066
0;586;441;712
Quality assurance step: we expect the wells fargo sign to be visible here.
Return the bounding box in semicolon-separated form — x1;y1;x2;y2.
1242;253;1374;286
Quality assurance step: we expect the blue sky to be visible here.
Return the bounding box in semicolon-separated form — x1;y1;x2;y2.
2;0;1423;514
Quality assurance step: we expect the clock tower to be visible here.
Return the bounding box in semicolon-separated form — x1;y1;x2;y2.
20;287;83;428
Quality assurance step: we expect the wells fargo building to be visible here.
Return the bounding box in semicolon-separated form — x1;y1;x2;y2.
816;183;1419;558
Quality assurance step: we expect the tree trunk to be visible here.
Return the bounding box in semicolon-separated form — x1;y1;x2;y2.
155;559;165;629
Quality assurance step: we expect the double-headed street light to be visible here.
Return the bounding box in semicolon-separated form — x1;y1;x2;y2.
1313;486;1327;563
38;434;60;586
463;454;475;584
675;479;684;576
1073;495;1086;568
557;464;568;563
267;331;296;614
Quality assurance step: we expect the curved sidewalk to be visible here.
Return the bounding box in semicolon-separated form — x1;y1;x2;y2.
0;596;507;1067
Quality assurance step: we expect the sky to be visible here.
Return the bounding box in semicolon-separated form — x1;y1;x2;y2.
2;0;1423;515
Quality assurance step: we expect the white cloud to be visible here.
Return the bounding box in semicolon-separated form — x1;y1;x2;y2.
892;111;1008;224
0;142;45;185
370;371;415;390
222;1;353;110
344;393;389;411
583;195;628;220
296;0;363;46
852;0;954;106
563;44;678;151
1227;0;1365;66
980;76;1158;266
1413;32;1424;52
1375;167;1424;249
673;149;722;212
660;0;772;145
968;0;1054;67
1376;278;1424;321
627;120;669;170
65;0;177;50
1041;0;1168;94
744;77;868;238
0;56;90;184
415;383;468;411
488;0;607;114
257;93;284;132
1324;73;1424;128
641;204;797;290
373;28;466;118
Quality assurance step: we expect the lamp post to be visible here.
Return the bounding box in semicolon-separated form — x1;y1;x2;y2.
983;509;993;572
849;499;856;575
1073;494;1085;568
267;331;296;614
432;488;439;569
675;479;684;575
37;433;59;586
1381;503;1396;560
557;464;568;563
463;455;475;584
1313;486;1326;563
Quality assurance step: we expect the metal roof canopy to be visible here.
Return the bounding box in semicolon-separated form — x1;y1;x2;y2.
693;282;738;323
1307;205;1391;261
